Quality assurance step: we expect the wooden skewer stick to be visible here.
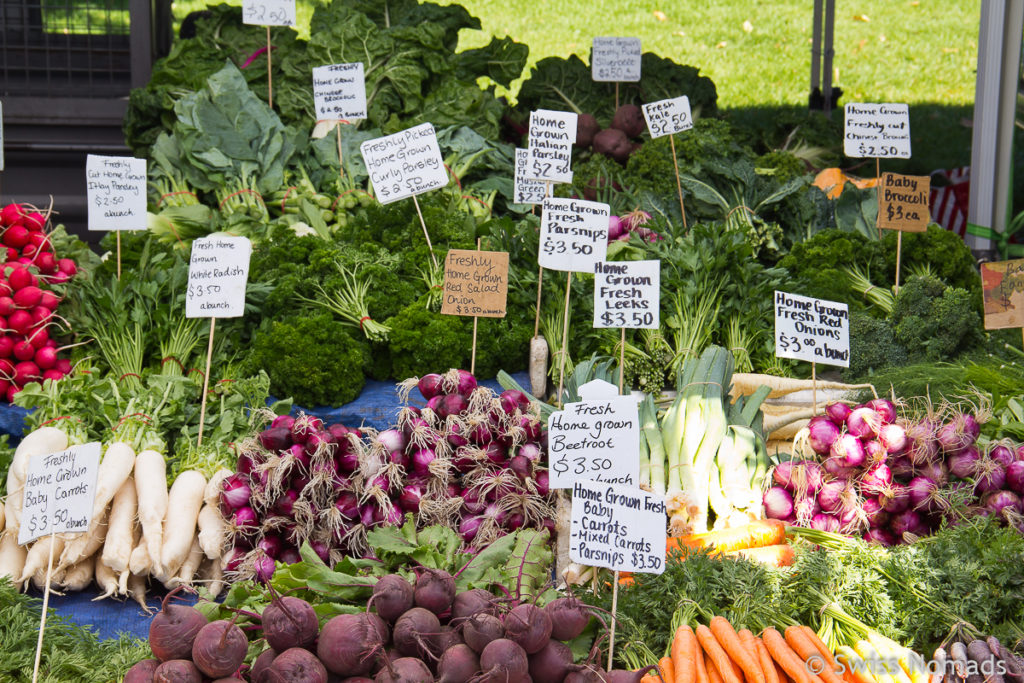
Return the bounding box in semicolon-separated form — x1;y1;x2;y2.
669;135;687;229
411;195;438;270
197;318;216;448
31;532;57;683
266;26;273;109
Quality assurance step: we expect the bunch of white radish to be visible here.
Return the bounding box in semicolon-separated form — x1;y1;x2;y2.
0;425;230;608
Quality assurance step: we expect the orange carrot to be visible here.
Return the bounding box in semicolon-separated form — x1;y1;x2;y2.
697;624;743;683
643;676;660;683
724;544;796;567
755;638;781;683
783;626;843;683
799;626;837;671
618;574;636;586
660;657;676;683
707;652;725;683
761;627;820;683
774;661;790;683
739;629;765;683
669;520;787;555
696;637;710;683
711;617;765;683
671;625;698;683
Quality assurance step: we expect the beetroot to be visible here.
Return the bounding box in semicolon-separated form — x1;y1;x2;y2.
192;620;247;679
605;667;658;683
393;607;442;659
450;588;495;621
263;596;319;651
610;104;645;138
153;660;202;683
575;114;601;149
148;588;208;662
479;639;529;683
251;648;278;683
593;128;632;164
372;574;416;623
463;612;505;653
503;604;552;654
414;568;455;615
543;597;590;641
529;640;576;683
318;613;390;677
375;657;434;683
123;658;160;682
438;625;465;652
211;679;247;683
438;643;481;683
267;647;329;683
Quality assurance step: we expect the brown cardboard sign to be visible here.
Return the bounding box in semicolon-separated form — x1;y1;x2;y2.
877;172;930;232
441;249;509;318
982;259;1024;330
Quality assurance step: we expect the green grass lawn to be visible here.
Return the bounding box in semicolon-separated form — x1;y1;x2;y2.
170;0;997;187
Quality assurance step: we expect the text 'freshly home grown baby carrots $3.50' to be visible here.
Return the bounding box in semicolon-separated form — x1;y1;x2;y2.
763;627;824;683
697;623;743;683
672;625;698;683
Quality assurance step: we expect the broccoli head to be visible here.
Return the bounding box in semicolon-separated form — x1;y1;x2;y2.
889;274;982;362
843;312;908;380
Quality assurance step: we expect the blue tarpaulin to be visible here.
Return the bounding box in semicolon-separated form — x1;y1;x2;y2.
9;372;529;641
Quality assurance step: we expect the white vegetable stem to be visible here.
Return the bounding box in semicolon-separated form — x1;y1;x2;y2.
0;531;27;582
101;477;137;574
134;449;168;574
160;470;206;579
197;503;226;560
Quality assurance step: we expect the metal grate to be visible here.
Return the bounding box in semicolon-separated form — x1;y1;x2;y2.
0;0;132;98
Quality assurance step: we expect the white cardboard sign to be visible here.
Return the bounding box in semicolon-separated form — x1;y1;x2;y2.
549;379;640;489
526;110;576;184
593;260;660;329
19;443;101;545
242;0;296;26
186;236;253;319
312;63;367;122
538;198;609;272
774;291;849;367
360;123;448;205
591;37;642;82
570;479;666;574
86;155;147;231
514;149;547;205
844;103;911;159
643;96;693;138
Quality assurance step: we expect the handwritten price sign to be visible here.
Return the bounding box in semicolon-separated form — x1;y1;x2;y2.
538;198;608;272
774;291;849;367
242;0;295;26
591;37;642;82
877;172;930;232
19;443;101;545
361;123;448;204
86;155;146;231
570;480;666;574
642;96;692;139
526;110;576;184
185;236;253;319
844;103;911;159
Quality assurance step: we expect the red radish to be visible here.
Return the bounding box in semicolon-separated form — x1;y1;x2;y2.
13;286;41;308
35;252;56;275
27;327;48;349
49;271;69;284
3;248;15;262
0;297;15;316
0;280;9;298
6;384;18;402
0;336;13;359
58;258;77;276
8;310;32;335
6;266;33;291
148;587;208;661
54;357;71;375
13;360;40;385
3;225;30;249
192;620;247;678
23;212;45;232
30;305;52;326
42;369;63;382
20;243;37;260
15;257;31;266
0;204;25;226
13;340;34;362
27;231;50;250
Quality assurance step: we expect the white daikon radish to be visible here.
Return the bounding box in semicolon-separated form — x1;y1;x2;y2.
117;525;141;595
60;557;94;592
529;335;549;398
133;449;167;573
127;572;152;614
204;468;232;508
160;470;206;580
18;534;64;584
169;538;203;589
128;536;152;575
197;503;226;560
0;531;26;581
199;557;224;598
55;507;108;573
101;476;137;574
5;427;69;533
93;556;118;600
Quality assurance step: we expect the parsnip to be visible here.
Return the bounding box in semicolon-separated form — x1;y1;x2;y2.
93;556;118;600
101;477;137;574
160;470;206;579
0;531;26;581
5;427;69;533
197;503;226;560
529;335;549;398
133;449;167;574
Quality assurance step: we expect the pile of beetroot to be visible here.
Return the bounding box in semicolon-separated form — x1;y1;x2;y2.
763;398;1024;545
220;369;555;583
0;202;78;401
125;570;613;683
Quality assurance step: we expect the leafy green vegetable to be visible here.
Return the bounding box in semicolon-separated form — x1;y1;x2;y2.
890;274;981;362
844;311;909;379
778;229;889;313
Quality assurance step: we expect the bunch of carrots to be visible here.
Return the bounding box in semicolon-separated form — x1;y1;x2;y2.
643;617;846;683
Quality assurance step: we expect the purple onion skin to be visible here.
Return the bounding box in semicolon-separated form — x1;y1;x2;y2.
763;486;794;519
917;460;949;487
973;459;1007;495
822;456;857;480
859;463;893;497
863;439;887;466
989;444;1015;468
279;548;301;565
831;434;866;468
807;416;841;456
810;513;839;532
878;423;908;455
949;445;981;479
863;498;890;527
271;414;296;430
889;509;927;540
825;402;852;427
418;373;444;400
888;455;915;479
846;406;882;438
772;461;796;490
816;480;847;513
879;483;910;514
863;528;897;546
1007;461;1024;495
984;490;1022;519
865;398;897;424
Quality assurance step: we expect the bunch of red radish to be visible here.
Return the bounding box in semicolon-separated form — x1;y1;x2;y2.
0;202;79;401
607;209;662;244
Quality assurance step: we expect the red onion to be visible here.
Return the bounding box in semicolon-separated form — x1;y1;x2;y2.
410;447;436;476
462;487;487;515
234;507;258;531
879;482;910;514
859;463;893;497
936;415;975;453
274;490;300;517
452;369;478;398
863;439;886;466
335;492;359;520
983;490;1022;519
917;460;948;487
309;540;331;563
831;434;866;468
500;389;530;413
846;406;882;438
484;442;508;466
905;419;938;464
822;456;857;480
863;498;890;527
878;423;908;455
817;480;847;513
418;373;444;400
794;496;820;525
236;452;258;477
257;535;283;559
509;455;533;482
888;455;915;479
948;445;980;479
438;394;468;418
377;429;406;453
287;443;311;470
1006;461;1024;495
1017;445;1024;462
271;414;296;430
220;474;252;513
446;422;468;448
772;461;796;490
837;505;865;532
863;528;897;546
482;502;508;526
518;442;542;463
459;516;483;543
279;548;301;565
763;486;794;519
519;416;543;442
400;483;424;513
811;513;839;532
290;416;324;445
907;476;939;511
253;554;276;583
889;509;926;540
807;416;841;455
223;546;247;572
425;395;444;414
469;422;494;446
865;398;897;424
534;471;550;497
389;450;410;470
259;427;292;452
506;512;525;530
973;457;1006;494
328;423;350;439
825;402;852;427
989;443;1015;468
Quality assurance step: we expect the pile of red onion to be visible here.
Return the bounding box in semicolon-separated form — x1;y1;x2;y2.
763;398;1024;545
221;369;554;583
